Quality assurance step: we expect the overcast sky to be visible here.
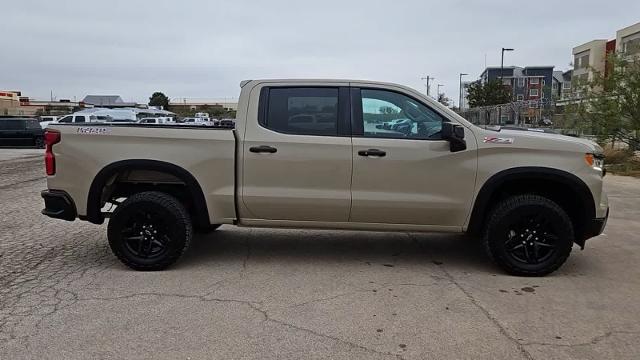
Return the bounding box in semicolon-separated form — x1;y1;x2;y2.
2;0;639;105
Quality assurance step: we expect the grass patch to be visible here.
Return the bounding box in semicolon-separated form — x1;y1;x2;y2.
603;148;640;177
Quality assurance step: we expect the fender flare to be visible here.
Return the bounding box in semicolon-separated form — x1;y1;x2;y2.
85;159;210;229
467;167;596;240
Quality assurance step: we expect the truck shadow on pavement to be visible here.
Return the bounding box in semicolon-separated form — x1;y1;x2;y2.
177;226;499;275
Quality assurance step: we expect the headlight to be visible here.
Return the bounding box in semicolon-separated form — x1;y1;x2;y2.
585;153;604;172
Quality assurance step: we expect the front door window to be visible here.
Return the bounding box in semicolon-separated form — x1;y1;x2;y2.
360;89;443;140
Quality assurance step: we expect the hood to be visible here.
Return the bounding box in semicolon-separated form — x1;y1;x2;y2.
485;127;603;154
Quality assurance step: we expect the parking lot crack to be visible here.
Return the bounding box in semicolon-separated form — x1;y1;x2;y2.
264;316;405;359
287;291;363;308
521;330;640;348
86;292;402;358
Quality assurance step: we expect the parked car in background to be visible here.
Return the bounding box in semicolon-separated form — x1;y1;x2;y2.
41;79;608;276
138;117;176;125
381;118;409;130
180;117;217;126
38;116;58;129
56;113;114;124
195;112;210;120
0;118;45;148
218;118;235;127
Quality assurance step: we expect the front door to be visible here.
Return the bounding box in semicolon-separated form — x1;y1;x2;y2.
241;85;353;222
349;86;477;227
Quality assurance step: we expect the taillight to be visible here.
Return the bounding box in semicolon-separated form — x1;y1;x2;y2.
44;130;61;175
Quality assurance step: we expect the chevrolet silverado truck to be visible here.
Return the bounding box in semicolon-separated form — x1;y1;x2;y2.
41;79;609;276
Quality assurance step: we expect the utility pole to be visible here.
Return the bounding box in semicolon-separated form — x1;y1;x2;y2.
421;76;435;97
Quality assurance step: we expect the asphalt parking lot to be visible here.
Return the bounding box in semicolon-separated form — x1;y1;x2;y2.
1;149;639;359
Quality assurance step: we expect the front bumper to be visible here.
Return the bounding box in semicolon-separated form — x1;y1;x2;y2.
585;207;609;240
41;190;77;221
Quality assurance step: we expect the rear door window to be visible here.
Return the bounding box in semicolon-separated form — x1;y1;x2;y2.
262;87;339;136
74;116;86;123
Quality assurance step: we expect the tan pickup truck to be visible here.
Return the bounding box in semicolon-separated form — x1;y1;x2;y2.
41;79;608;276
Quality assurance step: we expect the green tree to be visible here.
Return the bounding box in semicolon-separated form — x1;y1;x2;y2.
565;53;640;149
148;92;170;109
466;80;511;108
437;93;451;107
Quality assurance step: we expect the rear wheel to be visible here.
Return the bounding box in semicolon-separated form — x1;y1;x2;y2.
107;191;192;271
483;194;574;276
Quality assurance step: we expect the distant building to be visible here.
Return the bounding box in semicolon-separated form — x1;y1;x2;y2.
616;21;640;58
479;65;556;102
18;98;83;116
570;21;640;96
82;95;137;108
1;90;83;116
0;91;22;116
572;40;608;85
169;98;238;112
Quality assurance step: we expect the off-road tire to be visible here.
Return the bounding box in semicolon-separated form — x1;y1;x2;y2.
108;191;192;271
483;194;574;276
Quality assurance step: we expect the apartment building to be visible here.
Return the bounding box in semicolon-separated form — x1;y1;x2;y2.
616;21;640;58
572;40;608;84
479;66;556;102
571;21;640;88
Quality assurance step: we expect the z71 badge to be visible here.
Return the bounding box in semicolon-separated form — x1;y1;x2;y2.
77;127;111;135
483;136;514;144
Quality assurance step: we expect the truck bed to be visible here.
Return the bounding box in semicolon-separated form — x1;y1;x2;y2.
46;122;237;225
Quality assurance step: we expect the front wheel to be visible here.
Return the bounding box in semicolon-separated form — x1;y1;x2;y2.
483;194;574;276
107;191;193;271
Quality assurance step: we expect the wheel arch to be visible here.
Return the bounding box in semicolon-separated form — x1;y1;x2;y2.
85;159;211;229
467;167;596;246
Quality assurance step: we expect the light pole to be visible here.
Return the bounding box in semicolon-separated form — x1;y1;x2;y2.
499;48;514;124
459;73;468;111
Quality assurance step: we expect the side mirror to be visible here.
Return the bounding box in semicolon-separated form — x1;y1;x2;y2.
441;122;467;152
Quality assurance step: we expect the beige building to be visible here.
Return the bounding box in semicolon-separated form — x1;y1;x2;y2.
0;91;23;116
570;21;640;97
616;21;640;58
572;39;607;84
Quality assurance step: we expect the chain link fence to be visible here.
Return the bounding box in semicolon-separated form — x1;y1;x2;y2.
458;98;556;127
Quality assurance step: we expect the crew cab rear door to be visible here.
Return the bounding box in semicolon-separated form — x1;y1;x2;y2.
241;83;353;222
349;85;477;228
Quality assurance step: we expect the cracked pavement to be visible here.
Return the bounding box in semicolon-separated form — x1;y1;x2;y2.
1;149;640;359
